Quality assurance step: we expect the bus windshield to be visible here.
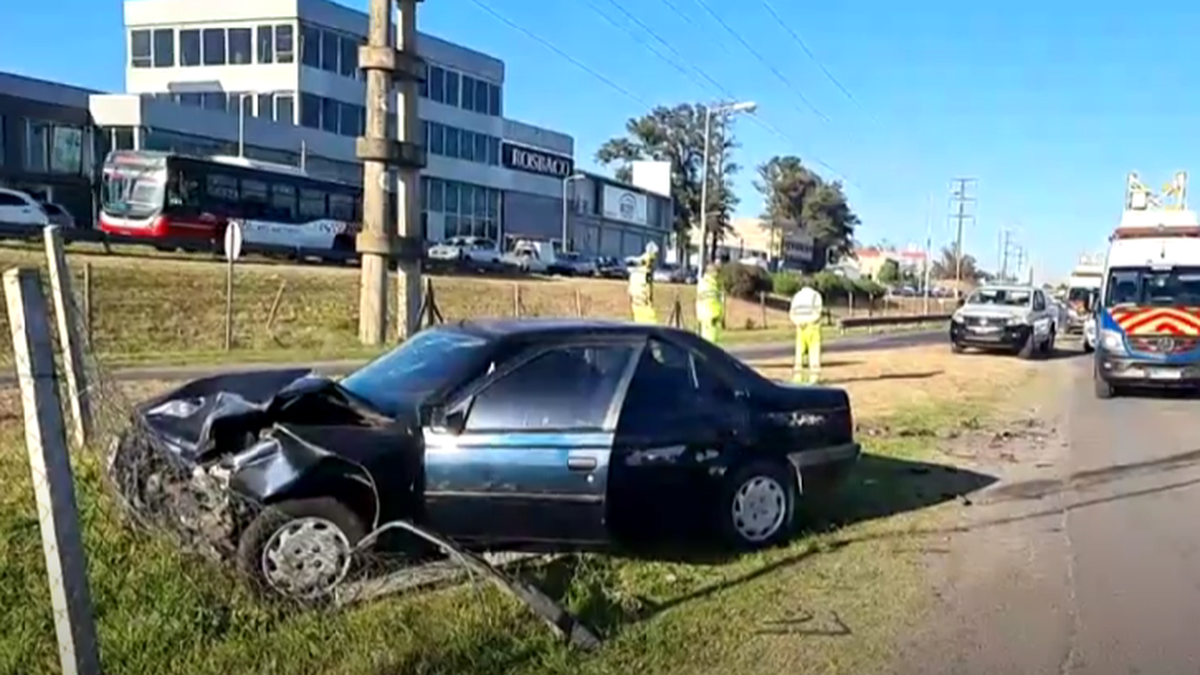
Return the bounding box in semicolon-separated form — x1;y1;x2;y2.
101;166;166;219
1105;267;1200;307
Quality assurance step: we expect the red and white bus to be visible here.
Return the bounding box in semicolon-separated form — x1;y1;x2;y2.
99;150;363;258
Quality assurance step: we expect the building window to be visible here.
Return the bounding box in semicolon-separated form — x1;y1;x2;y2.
130;30;152;68
339;102;360;137
340;35;358;78
24;120;51;173
236;94;253;118
256;93;272;118
180;29;201;66
152;29;175;67
202;92;227;111
488;83;501;116
202;28;226;65
418;62;428;97
0;114;5;167
474;79;489;114
229;28;252;65
301;24;320;68
256;25;274;63
275;94;295;124
445;127;460;158
460;130;475;161
429;66;445;103
488;136;500;165
461;75;475;110
474;133;487;164
321;29;339;72
299;93;321;129
428;122;444;155
321;97;340;134
444;70;460;107
179;92;202;107
276;25;294;63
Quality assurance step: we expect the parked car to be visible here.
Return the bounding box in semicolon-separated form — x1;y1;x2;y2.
0;188;50;227
500;239;557;274
595;256;627;279
110;319;862;599
557;251;597;277
39;202;76;229
950;284;1057;358
427;236;500;267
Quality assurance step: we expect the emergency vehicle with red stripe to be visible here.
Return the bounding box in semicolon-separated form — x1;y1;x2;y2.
1094;171;1200;398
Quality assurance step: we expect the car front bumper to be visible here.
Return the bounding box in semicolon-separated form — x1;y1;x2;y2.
1095;354;1200;387
950;322;1032;350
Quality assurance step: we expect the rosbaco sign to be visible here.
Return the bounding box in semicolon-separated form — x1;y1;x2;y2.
501;142;575;178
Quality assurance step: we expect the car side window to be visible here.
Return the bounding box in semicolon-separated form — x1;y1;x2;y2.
1032;291;1046;311
464;344;635;432
618;339;730;434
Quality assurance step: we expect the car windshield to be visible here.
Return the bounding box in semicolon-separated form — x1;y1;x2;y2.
339;328;491;417
1105;267;1200;307
966;288;1031;307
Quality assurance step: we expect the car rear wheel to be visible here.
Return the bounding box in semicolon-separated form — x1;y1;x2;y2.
719;461;796;549
236;497;366;600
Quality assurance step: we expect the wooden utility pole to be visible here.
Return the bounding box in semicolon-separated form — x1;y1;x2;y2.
357;0;426;344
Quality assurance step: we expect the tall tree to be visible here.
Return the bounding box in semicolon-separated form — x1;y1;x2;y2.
596;103;740;258
754;155;859;264
930;245;981;281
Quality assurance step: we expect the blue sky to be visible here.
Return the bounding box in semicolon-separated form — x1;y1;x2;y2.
4;0;1197;281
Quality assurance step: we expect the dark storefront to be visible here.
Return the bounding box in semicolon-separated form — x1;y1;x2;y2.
0;72;99;227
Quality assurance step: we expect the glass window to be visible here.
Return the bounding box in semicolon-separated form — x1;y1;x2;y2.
24;120;50;173
299;188;326;218
488;83;501;116
276;25;294;63
444;70;460;107
429;178;444;211
418;62;428;97
0;114;4;167
321;97;339;133
460;185;474;218
329;193;355;220
444;214;459;238
618;340;709;433
420;176;430;212
444;181;459;214
474;187;487;217
179;29;201;66
271;183;297;218
299;93;321;129
301;24;320;67
321;29;339;72
241;178;268;203
202;28;226;65
459;130;474;161
205;174;239;201
444;126;459;158
429;122;444;155
486;187;498;219
275;94;295;124
179;92;202;107
488;137;500;166
256;93;272;119
50;126;83;174
474;79;489;114
429;66;445;103
341;328;491;417
256;25;274;63
340;102;360;137
474;134;488;166
202;91;227;111
152;29;174;67
340;35;358;78
465;345;634;432
228;28;252;64
131;30;151;68
461;75;475;110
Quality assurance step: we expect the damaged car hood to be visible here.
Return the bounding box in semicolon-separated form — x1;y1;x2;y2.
136;368;397;463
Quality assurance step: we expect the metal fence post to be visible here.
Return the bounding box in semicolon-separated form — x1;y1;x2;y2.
3;268;101;675
43;226;92;448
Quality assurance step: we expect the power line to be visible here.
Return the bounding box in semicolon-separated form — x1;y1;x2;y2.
576;0;714;95
688;0;831;124
463;0;649;107
755;0;877;125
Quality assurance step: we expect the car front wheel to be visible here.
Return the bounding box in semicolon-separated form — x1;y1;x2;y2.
236;497;366;600
718;461;796;549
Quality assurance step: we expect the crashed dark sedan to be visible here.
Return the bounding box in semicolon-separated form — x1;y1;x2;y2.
110;319;861;599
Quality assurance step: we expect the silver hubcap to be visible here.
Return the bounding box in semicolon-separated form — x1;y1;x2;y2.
261;517;352;598
731;475;787;543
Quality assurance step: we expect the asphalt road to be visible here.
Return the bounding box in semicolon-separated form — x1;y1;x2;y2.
0;327;945;385
894;354;1200;674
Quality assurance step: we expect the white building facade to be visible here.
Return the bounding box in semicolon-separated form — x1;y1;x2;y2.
93;0;648;248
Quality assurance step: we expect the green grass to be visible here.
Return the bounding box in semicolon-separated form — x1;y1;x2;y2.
0;247;945;368
0;378;1017;675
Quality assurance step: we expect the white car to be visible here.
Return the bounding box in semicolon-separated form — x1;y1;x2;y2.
501;241;550;274
557;251;597;276
1083;315;1096;353
0;188;51;227
427;236;500;266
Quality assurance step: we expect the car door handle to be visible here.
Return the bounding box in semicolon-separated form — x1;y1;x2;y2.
567;456;597;471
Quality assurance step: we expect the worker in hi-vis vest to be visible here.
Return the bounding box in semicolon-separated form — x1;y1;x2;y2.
628;241;659;324
789;283;825;384
696;254;728;344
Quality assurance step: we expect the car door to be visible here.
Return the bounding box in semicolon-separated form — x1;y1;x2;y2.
422;339;641;545
608;337;754;535
1031;290;1052;340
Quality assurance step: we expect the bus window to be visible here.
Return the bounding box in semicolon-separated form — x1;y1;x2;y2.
271;183;297;220
329;192;355;221
299;188;327;219
206;174;239;202
240;178;269;218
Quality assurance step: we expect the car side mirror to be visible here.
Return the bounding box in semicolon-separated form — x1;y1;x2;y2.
430;405;467;435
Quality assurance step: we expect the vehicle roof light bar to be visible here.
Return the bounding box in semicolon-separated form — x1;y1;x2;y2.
1111;224;1200;241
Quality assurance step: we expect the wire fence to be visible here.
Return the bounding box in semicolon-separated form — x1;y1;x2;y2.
1;234;618;674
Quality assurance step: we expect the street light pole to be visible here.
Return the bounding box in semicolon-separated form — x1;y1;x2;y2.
561;173;585;252
697;100;756;278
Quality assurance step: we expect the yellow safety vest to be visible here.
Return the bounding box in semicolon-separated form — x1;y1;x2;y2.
696;271;723;322
629;265;653;306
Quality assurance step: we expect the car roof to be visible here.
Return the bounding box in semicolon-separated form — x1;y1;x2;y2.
449;317;687;341
975;284;1037;293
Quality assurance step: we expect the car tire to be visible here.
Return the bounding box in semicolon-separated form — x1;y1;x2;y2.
1018;332;1036;359
718;460;796;550
951;341;965;354
1042;329;1056;358
236;497;366;601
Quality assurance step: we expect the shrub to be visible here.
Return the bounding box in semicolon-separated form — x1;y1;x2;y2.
772;272;804;297
719;263;772;300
